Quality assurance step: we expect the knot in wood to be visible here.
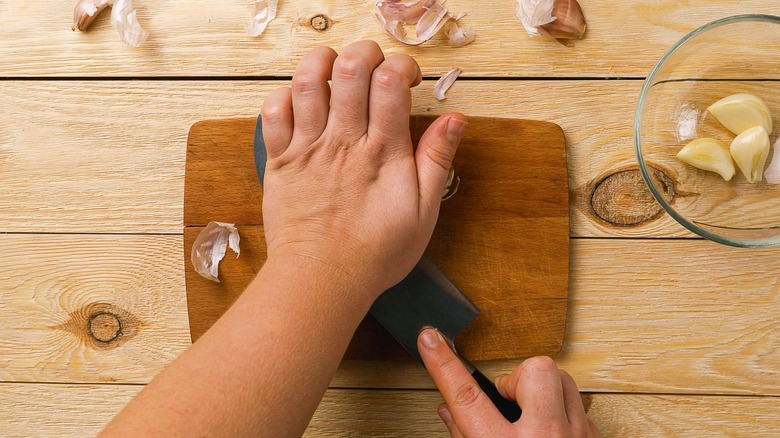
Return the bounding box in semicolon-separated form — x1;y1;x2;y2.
87;312;122;343
309;14;331;31
590;168;675;226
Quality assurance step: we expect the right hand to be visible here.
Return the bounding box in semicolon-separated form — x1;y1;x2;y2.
418;328;601;437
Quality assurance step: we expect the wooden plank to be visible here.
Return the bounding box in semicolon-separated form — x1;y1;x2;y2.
1;79;691;237
2;234;778;396
0;234;190;384
0;1;778;77
183;116;570;361
1;383;778;437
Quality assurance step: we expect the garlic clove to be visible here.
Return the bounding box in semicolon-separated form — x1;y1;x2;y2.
72;0;111;31
707;93;773;136
191;222;241;283
676;138;736;181
433;67;462;101
376;0;433;24
515;0;586;41
246;0;279;37
729;125;771;184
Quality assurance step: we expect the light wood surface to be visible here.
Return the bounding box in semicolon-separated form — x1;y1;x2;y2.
2;383;779;437
183;116;569;361
2;0;779;435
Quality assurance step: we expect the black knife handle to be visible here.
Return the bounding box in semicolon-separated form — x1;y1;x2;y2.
470;367;522;422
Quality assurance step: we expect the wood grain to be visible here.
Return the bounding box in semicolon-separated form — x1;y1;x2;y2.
183;116;570;361
1;383;778;437
0;234;190;384
2;234;778;396
1;79;694;237
0;1;778;77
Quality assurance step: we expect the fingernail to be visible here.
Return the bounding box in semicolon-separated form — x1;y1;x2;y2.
446;117;467;139
420;328;441;349
437;404;453;426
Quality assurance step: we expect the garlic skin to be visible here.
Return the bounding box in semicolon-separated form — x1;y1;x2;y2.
376;0;433;24
676;138;735;181
72;0;110;31
372;0;459;46
515;0;586;40
110;0;147;47
434;67;462;101
191;222;241;283
414;2;451;42
707;93;773;136
729;125;771;184
72;0;148;47
247;0;279;37
445;21;476;47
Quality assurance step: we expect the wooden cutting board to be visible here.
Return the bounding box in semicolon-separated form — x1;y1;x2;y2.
184;116;570;362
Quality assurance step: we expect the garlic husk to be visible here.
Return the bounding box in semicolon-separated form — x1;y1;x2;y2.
72;0;111;31
376;0;433;24
110;0;147;47
730;125;771;184
515;0;586;40
191;221;241;283
445;21;476;47
442;166;461;200
415;2;451;41
434;67;462;101
247;0;279;37
676;138;735;181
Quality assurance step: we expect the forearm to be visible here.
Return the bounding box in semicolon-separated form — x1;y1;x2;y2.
102;254;379;437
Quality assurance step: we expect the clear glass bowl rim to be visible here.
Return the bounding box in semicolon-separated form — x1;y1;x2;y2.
634;14;780;248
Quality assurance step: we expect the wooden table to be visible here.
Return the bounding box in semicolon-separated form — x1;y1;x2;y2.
2;1;779;436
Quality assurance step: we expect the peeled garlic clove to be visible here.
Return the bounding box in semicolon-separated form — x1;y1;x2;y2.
730;125;771;184
246;0;279;37
191;222;241;283
72;0;111;31
707;93;773;135
515;0;586;40
376;0;433;24
434;67;462;101
676;138;735;181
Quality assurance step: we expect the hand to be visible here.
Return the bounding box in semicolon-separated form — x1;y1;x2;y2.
418;328;601;437
261;40;467;294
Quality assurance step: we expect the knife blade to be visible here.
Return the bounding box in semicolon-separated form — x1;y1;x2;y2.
253;115;521;422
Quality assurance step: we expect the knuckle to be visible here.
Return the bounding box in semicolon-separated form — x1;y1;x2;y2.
521;356;558;374
334;54;367;81
424;145;455;171
291;73;321;96
450;380;485;409
372;66;404;89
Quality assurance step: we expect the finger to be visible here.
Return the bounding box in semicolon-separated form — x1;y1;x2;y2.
559;370;589;428
418;328;512;436
415;113;467;209
328;40;385;139
366;54;422;149
261;87;294;159
290;46;338;145
513;356;568;429
437;403;465;438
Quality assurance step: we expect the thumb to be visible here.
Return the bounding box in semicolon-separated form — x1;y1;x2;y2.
417;328;512;437
415;114;467;207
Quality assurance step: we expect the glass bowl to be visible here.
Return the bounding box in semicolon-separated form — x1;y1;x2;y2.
635;14;780;247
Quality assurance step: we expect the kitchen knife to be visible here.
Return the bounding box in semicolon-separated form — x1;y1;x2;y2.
253;115;521;422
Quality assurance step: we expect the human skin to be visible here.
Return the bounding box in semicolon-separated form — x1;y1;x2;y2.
101;40;467;437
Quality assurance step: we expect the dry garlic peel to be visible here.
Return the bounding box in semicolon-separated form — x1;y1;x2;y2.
434;67;462;101
729;125;771;184
246;0;279;37
445;21;476;48
676;138;735;181
515;0;586;40
72;0;147;47
372;0;458;46
415;2;452;42
707;93;773;136
191;221;241;283
376;0;432;24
